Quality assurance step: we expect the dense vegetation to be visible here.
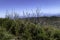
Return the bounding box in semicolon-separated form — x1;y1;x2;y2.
0;17;60;40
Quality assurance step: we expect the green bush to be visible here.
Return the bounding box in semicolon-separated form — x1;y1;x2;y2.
0;18;60;40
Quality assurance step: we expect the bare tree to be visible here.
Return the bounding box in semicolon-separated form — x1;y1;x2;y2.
14;12;20;19
26;9;30;18
35;8;41;23
5;10;9;18
23;11;26;18
5;9;20;19
36;8;40;17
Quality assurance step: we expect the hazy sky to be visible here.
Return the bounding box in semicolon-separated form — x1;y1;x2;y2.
0;0;60;17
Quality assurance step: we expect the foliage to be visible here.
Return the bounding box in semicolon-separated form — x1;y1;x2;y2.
0;18;60;40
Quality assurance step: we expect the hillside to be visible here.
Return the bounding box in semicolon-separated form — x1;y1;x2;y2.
0;17;60;40
23;17;60;27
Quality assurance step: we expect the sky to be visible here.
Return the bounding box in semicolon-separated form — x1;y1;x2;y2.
0;0;60;17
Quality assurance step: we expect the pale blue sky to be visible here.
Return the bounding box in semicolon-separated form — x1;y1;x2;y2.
0;0;60;17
